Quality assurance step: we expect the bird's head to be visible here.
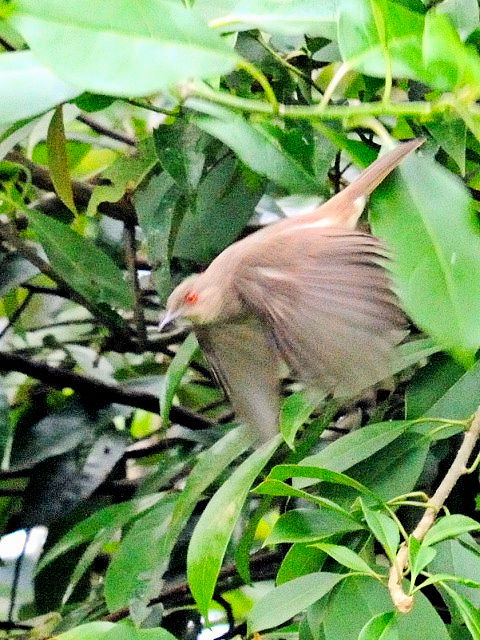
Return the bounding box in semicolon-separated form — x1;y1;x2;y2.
159;273;234;330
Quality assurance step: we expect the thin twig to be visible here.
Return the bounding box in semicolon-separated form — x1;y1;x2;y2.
125;223;147;348
388;407;480;612
0;220;133;342
0;290;33;340
77;114;136;147
0;350;217;431
5;150;137;224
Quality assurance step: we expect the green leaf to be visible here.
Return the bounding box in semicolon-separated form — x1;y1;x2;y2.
104;621;178;640
406;354;465;420
0;50;79;125
422;12;480;93
105;426;253;614
280;391;318;449
173;157;264;263
370;154;480;363
27;209;134;309
153;122;206;191
421;358;480;436
361;503;400;562
415;573;480;591
423;515;480;547
53;622;115;640
427;116;466;175
429;535;480;607
248;572;345;633
408;535;437;585
47;106;77;215
36;494;163;574
134;170;178;302
187;434;281;617
295;421;412;489
436;0;479;40
88;137;158;216
443;585;480;640
265;508;364;545
192;104;320;194
337;0;425;81
195;0;337;38
8;0;239;96
323;575;450;640
277;543;327;585
358;612;398;640
311;543;379;578
159;333;200;426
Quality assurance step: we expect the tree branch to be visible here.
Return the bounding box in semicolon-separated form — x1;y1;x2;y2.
0;350;217;431
5;150;137;224
76;114;136;147
104;549;282;622
125;222;147;348
388;407;480;612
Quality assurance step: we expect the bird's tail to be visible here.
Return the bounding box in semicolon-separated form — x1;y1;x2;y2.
335;137;424;203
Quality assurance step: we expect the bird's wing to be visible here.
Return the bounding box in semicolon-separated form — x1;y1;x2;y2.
195;315;282;442
237;227;406;398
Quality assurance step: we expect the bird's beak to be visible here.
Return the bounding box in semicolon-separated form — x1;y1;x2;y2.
158;310;180;332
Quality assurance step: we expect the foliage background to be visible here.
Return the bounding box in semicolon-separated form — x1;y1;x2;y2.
1;0;480;638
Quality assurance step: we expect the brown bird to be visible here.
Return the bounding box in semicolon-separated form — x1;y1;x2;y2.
160;139;423;441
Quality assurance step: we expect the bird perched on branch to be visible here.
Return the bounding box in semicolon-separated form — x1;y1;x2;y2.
160;138;423;442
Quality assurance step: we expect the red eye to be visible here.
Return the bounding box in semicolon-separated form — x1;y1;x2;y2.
185;292;198;305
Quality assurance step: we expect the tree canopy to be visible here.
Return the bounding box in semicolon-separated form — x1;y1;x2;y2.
1;1;480;639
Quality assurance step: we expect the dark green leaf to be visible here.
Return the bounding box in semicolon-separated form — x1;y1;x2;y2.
248;572;345;633
408;535;437;585
358;612;398;640
187;434;281;617
27;209;134;309
423;515;480;547
361;503;400;562
159;333;200;426
104;426;253;614
371;154;480;363
312;543;379;578
153;122;206;191
443;585;480;639
277;543;327;585
192;104;320;194
266;508;364;545
429;535;480;606
173;157;264;263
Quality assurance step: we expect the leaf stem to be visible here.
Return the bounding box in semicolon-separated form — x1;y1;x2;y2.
236;59;279;114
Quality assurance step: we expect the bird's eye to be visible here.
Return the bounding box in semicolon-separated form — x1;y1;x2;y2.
185;292;198;305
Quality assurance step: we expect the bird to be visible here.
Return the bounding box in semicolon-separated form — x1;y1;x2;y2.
160;138;423;442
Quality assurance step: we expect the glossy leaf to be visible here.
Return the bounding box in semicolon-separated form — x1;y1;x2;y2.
408;535;437;585
8;0;239;96
358;612;398;640
361;503;400;562
159;333;200;426
173;157;264;263
295;421;412;489
280;391;318;448
266;508;364;545
187;434;281;617
312;543;379;578
105;426;253;613
195;0;337;38
429;535;480;606
192;104;320;194
47;106;77;215
423;515;480;547
323;575;450;640
0;50;79;124
370;154;480;363
442;585;480;639
36;494;163;573
27;209;134;309
248;571;345;633
277;543;327;585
